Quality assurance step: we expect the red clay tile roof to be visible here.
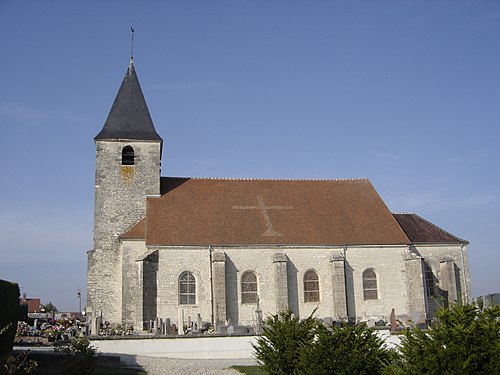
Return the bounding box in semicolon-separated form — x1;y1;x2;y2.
137;177;410;246
121;217;146;239
393;213;468;244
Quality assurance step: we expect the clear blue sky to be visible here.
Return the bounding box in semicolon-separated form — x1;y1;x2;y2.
0;1;499;311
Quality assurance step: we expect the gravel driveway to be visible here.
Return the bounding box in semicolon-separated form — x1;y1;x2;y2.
127;355;259;375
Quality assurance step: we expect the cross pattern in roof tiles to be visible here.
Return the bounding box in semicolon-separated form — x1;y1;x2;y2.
232;195;294;237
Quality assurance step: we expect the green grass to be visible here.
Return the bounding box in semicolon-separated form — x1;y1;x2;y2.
230;365;267;375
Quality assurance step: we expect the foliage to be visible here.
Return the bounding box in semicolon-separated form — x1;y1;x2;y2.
299;323;394;375
1;351;37;375
0;280;20;359
384;304;500;375
0;325;12;337
253;310;317;375
231;365;268;375
55;337;99;375
17;305;27;324
42;302;58;313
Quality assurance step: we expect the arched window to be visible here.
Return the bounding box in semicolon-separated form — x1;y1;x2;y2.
362;269;378;300
122;146;135;165
304;270;320;302
241;271;258;304
179;271;196;305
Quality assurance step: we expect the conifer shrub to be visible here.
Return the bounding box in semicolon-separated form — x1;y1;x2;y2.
299;323;394;375
384;304;500;375
253;310;317;375
0;280;20;360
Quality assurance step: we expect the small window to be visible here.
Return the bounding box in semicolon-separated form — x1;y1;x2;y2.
122;146;135;165
179;271;196;305
241;271;258;304
424;262;436;298
362;269;378;300
304;270;320;302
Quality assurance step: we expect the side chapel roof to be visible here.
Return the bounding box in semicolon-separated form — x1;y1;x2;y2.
95;59;163;142
123;177;411;246
393;213;468;244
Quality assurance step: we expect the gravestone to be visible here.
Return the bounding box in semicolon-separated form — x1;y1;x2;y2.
178;309;184;335
159;318;164;335
390;308;397;332
165;318;171;334
197;314;202;333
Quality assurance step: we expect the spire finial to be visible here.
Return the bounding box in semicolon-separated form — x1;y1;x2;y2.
130;27;135;63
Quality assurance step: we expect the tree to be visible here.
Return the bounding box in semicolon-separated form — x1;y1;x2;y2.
385;304;500;375
253;310;317;375
299;323;394;375
42;302;58;313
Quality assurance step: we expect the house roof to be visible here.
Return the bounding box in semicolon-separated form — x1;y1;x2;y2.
393;213;468;244
95;59;163;142
21;298;42;313
129;177;411;246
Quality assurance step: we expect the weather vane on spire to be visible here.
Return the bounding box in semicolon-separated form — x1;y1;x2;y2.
130;27;135;61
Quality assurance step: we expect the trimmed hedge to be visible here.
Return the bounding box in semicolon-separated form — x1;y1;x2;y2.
0;279;20;359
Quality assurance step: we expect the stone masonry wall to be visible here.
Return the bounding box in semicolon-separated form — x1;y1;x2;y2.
122;243;470;330
414;244;471;309
134;245;419;328
121;239;148;329
87;140;161;323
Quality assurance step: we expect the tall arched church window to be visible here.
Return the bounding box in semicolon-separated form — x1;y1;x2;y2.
362;269;378;300
122;146;135;165
179;271;196;305
304;270;320;302
241;271;258;304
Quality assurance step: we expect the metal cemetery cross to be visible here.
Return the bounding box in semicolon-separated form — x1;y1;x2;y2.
232;195;294;237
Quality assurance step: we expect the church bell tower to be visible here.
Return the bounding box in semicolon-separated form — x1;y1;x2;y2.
87;59;163;322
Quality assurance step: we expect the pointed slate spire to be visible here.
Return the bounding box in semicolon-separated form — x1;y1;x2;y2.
95;59;163;142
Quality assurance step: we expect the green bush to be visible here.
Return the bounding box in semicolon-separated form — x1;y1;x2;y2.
253;310;393;375
385;304;500;375
299;323;394;375
0;280;20;360
56;337;99;375
253;310;317;375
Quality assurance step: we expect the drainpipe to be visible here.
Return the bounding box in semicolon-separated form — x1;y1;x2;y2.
343;245;349;322
209;246;214;328
460;243;469;304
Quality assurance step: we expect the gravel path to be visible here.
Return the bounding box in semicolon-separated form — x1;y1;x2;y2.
126;356;259;375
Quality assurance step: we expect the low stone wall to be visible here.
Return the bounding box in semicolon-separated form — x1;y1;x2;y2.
90;330;402;359
90;335;258;359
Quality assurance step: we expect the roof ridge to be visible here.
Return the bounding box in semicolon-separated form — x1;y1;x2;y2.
160;176;369;182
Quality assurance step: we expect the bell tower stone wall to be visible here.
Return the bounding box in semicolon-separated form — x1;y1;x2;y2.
87;139;161;323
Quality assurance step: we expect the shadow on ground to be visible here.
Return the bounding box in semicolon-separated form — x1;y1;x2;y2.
11;349;147;375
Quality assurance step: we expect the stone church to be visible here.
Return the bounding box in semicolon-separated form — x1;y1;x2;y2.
87;60;471;333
